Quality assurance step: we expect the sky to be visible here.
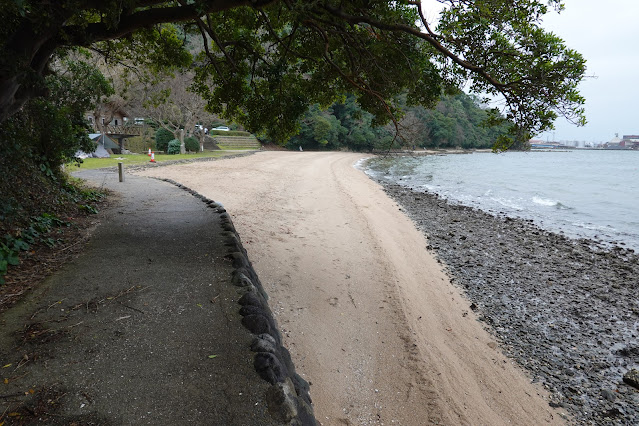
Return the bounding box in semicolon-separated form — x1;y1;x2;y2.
422;0;639;143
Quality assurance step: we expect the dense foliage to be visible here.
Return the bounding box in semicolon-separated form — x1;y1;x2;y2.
1;1;586;149
184;136;200;153
286;97;391;151
404;95;512;149
0;55;112;237
155;128;174;152
287;93;511;151
167;139;181;155
0;57;113;169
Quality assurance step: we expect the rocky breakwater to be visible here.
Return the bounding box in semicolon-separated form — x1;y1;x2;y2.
380;182;639;425
157;179;316;426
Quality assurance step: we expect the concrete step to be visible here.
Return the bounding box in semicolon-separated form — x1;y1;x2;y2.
213;135;261;150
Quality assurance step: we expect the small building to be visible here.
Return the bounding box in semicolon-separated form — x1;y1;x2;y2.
76;134;120;158
87;104;129;128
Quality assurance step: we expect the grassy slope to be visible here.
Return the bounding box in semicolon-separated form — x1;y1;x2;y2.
69;151;247;170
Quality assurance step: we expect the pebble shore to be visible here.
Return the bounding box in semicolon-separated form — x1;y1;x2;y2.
379;181;639;425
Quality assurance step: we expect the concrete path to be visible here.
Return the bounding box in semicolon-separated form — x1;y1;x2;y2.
0;169;308;424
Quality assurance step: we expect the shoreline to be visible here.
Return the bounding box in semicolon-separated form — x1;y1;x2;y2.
378;180;639;424
367;149;639;253
138;151;564;425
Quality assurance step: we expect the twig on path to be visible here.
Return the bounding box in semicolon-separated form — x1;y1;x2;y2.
1;404;9;420
46;299;66;311
117;301;145;314
0;392;28;399
59;240;83;252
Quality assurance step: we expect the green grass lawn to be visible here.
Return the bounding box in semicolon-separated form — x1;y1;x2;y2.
69;151;239;170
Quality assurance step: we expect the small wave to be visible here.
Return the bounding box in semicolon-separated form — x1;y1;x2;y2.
354;157;373;170
491;197;524;211
532;196;558;207
572;222;617;232
555;202;573;210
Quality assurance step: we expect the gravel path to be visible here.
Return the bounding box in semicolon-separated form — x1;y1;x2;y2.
379;181;639;425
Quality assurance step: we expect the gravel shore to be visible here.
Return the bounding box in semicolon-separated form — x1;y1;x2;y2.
379;181;639;425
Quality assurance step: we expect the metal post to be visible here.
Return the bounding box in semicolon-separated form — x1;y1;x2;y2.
118;162;124;182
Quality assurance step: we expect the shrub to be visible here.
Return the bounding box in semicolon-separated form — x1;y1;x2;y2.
155;128;174;152
184;136;199;152
167;139;181;155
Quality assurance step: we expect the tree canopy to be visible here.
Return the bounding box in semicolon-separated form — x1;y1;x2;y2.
286;93;513;151
1;0;586;148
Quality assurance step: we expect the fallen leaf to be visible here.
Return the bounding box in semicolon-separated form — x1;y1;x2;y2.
2;364;11;368
208;355;218;359
3;378;8;384
197;303;203;308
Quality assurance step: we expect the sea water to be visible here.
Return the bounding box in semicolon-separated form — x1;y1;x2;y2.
366;150;639;251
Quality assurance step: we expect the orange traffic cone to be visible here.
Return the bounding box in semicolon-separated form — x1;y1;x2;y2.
150;152;156;163
148;148;152;156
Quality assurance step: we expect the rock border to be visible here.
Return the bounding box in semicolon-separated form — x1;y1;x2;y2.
154;178;316;426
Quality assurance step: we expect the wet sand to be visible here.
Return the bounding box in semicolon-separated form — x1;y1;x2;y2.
139;151;563;425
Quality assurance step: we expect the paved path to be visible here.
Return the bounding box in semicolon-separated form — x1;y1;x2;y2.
0;169;288;424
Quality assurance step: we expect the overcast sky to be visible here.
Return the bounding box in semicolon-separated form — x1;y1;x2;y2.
422;0;637;143
539;0;639;142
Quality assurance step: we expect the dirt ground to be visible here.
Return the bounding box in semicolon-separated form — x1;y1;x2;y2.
139;151;566;425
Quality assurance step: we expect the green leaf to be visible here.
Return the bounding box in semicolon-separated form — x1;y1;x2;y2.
207;355;218;359
13;239;29;251
7;252;19;266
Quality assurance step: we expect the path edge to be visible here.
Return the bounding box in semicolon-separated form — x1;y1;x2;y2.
154;177;317;426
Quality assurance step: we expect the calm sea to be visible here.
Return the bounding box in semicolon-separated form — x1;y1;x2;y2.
366;150;639;251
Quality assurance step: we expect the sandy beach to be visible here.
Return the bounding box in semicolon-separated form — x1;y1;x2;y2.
139;151;563;425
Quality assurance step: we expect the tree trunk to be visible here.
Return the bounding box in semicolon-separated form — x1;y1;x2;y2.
199;131;205;152
0;14;68;124
179;128;186;154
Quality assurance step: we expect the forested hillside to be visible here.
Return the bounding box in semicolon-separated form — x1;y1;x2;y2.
285;93;511;151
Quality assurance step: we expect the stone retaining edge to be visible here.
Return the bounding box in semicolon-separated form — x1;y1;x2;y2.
153;177;317;426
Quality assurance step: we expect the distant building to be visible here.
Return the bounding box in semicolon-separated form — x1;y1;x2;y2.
87;103;129;129
604;135;639;149
621;135;639;149
529;139;575;150
604;136;623;149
